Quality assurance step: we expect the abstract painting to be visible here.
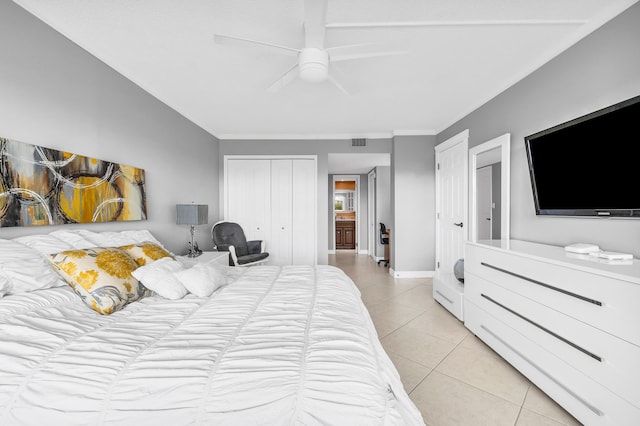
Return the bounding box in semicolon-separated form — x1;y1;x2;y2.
0;137;146;227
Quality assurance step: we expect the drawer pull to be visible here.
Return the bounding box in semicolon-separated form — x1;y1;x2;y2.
481;293;602;362
435;290;454;305
480;324;604;417
480;262;602;306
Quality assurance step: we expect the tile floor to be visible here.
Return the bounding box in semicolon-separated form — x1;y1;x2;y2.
329;251;582;426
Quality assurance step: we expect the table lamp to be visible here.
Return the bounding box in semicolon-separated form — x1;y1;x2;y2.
176;203;208;257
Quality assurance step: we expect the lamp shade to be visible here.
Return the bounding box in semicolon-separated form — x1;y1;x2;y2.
176;204;208;225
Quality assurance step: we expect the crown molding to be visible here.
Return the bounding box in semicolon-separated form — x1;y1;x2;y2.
392;129;437;136
218;132;395;141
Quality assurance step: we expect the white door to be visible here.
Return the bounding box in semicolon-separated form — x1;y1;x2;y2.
270;160;293;265
226;159;270;243
476;166;493;240
292;159;316;264
368;170;376;258
436;131;468;277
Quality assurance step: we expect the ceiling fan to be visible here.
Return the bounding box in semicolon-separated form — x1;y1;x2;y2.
214;0;587;94
214;0;407;94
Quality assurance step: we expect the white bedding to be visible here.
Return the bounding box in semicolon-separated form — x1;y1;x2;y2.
0;265;424;425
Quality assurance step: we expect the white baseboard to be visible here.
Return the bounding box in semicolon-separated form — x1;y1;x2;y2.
358;249;368;255
328;249;336;255
389;269;435;278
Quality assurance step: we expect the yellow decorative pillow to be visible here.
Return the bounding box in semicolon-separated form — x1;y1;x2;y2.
118;241;173;266
48;247;145;315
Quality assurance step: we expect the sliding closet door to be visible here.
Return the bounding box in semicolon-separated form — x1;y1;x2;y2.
292;159;315;264
225;155;317;265
270;160;293;265
225;159;271;243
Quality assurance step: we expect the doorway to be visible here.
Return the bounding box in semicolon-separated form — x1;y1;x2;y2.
333;175;359;251
327;152;391;256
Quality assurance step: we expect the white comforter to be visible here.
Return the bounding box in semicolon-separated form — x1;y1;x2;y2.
0;265;424;425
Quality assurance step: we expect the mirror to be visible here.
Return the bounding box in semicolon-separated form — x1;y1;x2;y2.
334;191;354;212
469;133;510;242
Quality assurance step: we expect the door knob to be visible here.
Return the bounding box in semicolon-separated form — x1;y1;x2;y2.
454;222;464;228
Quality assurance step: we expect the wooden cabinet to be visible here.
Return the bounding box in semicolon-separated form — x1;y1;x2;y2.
225;156;317;265
465;240;640;425
335;221;355;249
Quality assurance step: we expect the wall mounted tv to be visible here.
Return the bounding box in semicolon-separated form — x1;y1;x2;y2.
525;95;640;218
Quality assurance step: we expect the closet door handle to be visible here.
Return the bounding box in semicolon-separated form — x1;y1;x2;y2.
454;222;463;228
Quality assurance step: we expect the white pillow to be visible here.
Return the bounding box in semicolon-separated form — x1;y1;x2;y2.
13;234;74;255
48;230;96;249
0;239;66;297
79;229;164;248
173;262;228;297
131;257;188;300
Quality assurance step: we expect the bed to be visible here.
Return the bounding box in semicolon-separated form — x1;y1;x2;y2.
0;229;424;425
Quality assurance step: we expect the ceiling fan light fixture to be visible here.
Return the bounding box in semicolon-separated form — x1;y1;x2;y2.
298;48;329;82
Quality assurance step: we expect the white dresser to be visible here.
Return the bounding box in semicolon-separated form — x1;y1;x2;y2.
464;240;640;426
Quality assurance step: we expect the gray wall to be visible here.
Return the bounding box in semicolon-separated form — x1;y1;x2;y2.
438;3;640;256
0;1;219;254
219;139;392;264
391;135;437;272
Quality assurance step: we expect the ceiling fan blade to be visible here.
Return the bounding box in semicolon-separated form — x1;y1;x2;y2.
325;19;588;29
327;74;350;95
325;42;383;56
267;63;300;93
214;33;299;56
326;63;358;95
304;0;328;48
331;50;408;62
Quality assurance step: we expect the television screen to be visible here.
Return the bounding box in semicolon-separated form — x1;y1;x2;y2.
525;95;640;217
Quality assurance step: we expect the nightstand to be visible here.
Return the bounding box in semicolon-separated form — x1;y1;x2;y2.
177;251;228;267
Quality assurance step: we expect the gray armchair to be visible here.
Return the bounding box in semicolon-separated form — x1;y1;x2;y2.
211;221;269;266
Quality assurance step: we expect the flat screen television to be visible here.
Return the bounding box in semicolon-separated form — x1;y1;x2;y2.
524;95;640;218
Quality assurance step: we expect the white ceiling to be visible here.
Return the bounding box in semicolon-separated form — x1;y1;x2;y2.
13;0;638;140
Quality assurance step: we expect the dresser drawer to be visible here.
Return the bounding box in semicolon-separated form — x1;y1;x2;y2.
465;301;640;426
433;273;464;321
465;244;640;346
466;271;640;409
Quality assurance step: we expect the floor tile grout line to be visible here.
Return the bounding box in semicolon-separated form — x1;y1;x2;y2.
436;365;529;408
407;333;465;397
378;317;469;346
386;348;436;371
372;310;430;339
513;385;531;425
